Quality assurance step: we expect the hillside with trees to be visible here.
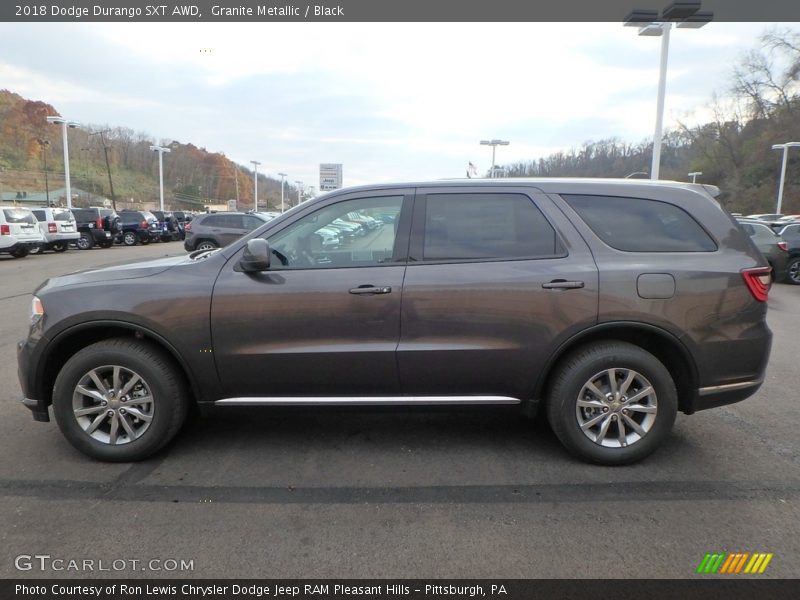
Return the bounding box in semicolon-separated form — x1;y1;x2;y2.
0;90;293;211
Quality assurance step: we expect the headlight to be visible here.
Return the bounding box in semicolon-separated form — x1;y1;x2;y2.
31;296;44;324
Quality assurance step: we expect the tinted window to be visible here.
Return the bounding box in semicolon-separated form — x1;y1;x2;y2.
32;210;46;220
119;212;141;223
54;209;74;221
563;195;717;252
423;193;562;261
242;215;265;230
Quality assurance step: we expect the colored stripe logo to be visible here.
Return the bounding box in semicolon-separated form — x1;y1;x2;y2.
696;552;773;574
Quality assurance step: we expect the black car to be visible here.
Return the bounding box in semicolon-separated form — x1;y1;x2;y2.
117;210;161;245
18;179;772;465
69;207;120;250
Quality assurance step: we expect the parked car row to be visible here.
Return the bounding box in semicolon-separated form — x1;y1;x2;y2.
0;205;200;258
737;213;800;285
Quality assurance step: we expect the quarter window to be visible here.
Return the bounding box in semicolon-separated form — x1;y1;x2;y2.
422;193;563;261
562;194;717;252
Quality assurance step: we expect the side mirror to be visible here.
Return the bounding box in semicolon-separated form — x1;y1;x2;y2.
239;238;270;272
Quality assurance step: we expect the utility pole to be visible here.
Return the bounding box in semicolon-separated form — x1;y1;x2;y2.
37;138;50;204
90;129;116;210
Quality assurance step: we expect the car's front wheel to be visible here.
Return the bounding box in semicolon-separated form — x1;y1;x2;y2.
51;241;68;252
785;257;800;285
546;341;677;465
52;338;189;461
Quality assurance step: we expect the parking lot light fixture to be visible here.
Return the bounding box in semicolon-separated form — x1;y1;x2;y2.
688;171;702;183
772;143;800;214
278;172;287;213
150;145;171;211
480;139;510;178
295;180;303;206
250;160;261;211
46;115;79;209
624;2;712;180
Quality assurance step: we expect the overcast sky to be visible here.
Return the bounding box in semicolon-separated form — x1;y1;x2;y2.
0;22;795;190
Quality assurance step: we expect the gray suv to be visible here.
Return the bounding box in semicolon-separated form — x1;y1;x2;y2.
183;212;270;252
17;179;772;464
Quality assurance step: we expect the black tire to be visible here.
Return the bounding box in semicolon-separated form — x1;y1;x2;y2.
51;241;68;253
140;236;151;245
546;341;677;465
10;247;30;258
195;240;218;252
52;338;189;462
785;257;800;285
122;231;137;246
76;233;94;250
98;241;113;249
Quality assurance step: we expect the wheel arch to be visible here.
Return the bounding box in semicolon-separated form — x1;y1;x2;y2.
39;321;201;409
535;322;698;414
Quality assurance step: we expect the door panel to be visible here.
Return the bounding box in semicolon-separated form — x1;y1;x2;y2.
397;187;598;399
211;190;413;398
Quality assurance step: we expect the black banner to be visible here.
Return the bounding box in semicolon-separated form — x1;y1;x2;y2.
2;0;800;23
4;580;800;600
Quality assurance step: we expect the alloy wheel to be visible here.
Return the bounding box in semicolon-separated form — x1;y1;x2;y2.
575;368;658;448
71;365;155;445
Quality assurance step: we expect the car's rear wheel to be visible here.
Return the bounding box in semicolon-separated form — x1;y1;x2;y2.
122;231;137;246
52;339;189;462
76;233;94;250
546;341;677;465
195;240;218;251
140;236;151;245
51;241;68;252
98;241;113;249
785;257;800;285
10;247;30;258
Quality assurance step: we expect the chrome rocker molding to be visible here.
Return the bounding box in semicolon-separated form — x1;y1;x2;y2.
697;379;763;396
215;396;521;406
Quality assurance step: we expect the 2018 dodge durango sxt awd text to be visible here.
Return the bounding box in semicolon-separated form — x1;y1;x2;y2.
17;179;772;464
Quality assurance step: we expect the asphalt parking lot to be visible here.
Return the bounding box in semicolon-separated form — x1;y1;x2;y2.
1;244;798;579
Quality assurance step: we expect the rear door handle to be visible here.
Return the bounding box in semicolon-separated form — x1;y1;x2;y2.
542;280;585;290
349;285;392;295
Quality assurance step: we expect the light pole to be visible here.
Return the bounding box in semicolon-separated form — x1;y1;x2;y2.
624;2;713;180
150;145;171;211
37;138;50;204
772;142;800;214
688;171;702;183
46;115;79;208
278;172;287;213
250;160;261;211
479;139;510;178
294;180;303;206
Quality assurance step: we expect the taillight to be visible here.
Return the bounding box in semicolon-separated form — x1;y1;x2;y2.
48;222;57;233
141;220;148;228
185;222;192;231
96;217;104;229
0;224;9;235
778;241;788;252
741;267;772;302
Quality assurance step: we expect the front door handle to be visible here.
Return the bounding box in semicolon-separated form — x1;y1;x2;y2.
542;280;585;290
349;285;392;295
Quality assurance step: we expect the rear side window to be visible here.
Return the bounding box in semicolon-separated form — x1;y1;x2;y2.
562;194;717;252
54;209;74;221
119;212;140;223
32;210;46;221
423;193;563;261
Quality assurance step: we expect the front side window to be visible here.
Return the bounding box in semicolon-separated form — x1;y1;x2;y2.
422;193;563;261
563;194;717;252
266;196;403;269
